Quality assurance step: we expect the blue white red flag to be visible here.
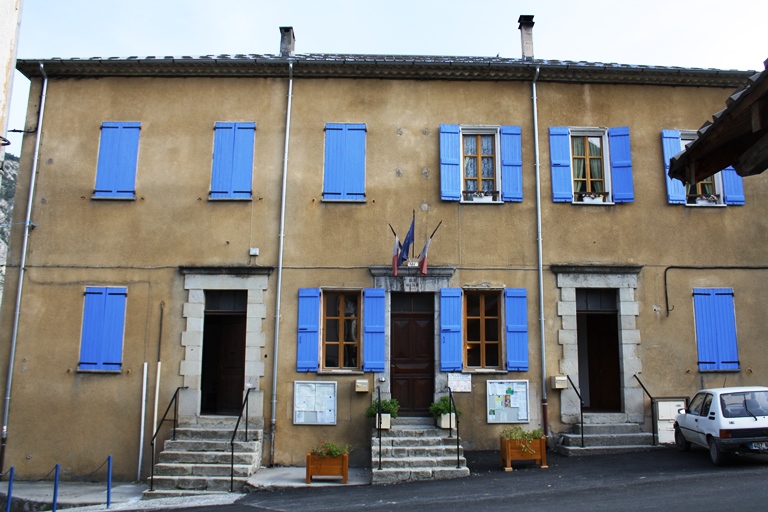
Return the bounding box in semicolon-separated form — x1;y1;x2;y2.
398;218;415;267
392;234;400;276
417;238;431;275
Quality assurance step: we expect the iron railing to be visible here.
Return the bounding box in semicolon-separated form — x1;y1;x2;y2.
566;375;584;447
230;388;253;492
375;387;383;470
447;388;461;468
149;386;186;491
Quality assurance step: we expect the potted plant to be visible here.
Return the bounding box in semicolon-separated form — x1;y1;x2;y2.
429;395;462;429
364;398;400;429
695;194;718;205
306;441;353;484
499;425;547;471
579;191;604;203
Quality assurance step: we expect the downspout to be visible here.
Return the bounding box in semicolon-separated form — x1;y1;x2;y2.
531;65;549;436
0;63;48;473
270;61;293;465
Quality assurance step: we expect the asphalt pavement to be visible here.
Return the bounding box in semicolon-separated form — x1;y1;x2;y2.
2;446;768;512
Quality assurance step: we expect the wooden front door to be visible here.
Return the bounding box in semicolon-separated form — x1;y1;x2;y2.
390;293;434;416
201;291;247;415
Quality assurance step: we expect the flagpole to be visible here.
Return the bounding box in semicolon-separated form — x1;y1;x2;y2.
411;210;415;261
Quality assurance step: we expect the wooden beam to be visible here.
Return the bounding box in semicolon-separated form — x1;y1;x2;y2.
735;131;768;176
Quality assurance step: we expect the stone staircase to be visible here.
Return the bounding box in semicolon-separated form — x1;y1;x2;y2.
144;417;263;498
555;419;661;456
371;417;470;485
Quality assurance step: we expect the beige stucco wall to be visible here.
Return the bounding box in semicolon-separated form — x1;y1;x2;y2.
2;70;767;477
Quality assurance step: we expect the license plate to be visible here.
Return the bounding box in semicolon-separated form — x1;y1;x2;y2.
750;442;768;451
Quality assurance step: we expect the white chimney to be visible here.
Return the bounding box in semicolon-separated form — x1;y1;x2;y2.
518;15;534;61
279;27;295;57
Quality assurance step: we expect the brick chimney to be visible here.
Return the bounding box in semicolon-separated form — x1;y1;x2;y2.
279;27;295;57
518;15;534;61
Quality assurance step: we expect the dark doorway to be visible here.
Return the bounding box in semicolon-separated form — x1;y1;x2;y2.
201;290;247;415
576;288;621;412
390;293;435;416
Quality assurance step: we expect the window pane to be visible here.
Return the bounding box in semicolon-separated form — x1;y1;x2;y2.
343;345;357;368
466;294;480;316
482;157;494;178
464;157;477;178
326;293;339;317
590;159;603;181
325;319;339;342
484;343;499;367
572;137;585;157
344;319;358;341
485;319;499;341
345;295;358;316
481;135;494;156
464;135;476;155
325;344;339;368
573;159;585;179
485;294;499;315
588;137;601;156
482;180;494;192
467;319;481;341
467;344;481;366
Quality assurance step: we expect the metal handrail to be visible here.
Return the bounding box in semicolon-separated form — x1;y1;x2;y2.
375;387;382;470
565;375;584;447
230;388;253;492
447;388;461;469
150;386;187;491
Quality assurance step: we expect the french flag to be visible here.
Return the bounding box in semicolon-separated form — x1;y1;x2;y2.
392;234;401;276
417;238;431;275
398;218;415;267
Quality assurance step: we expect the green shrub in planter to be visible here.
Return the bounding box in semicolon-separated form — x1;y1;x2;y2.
364;398;400;419
428;396;462;418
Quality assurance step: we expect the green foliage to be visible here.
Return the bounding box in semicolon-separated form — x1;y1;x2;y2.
364;398;400;419
499;425;544;453
428;395;462;419
309;441;352;458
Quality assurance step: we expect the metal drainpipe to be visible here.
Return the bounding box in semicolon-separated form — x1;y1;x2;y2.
0;63;48;473
270;61;293;466
531;65;549;436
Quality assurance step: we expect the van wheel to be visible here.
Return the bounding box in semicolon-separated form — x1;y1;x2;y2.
708;437;726;466
675;428;690;452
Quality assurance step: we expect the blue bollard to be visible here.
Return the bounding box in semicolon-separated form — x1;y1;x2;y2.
5;467;13;512
52;463;60;512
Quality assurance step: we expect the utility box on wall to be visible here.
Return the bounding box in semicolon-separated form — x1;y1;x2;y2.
551;375;568;390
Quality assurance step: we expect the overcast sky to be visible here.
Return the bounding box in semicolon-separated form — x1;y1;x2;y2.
5;0;768;151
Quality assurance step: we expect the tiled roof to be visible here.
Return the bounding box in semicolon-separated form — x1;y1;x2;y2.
16;53;754;87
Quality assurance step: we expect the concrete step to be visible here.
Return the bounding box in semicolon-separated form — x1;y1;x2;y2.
371;466;469;485
157;450;259;465
554;444;668;457
173;427;261;442
558;432;653;447
148;475;248;492
378;427;455;438
571;423;644;435
373;456;467;469
154;462;256;477
372;445;463;457
163;439;259;452
143;489;231;500
372;435;459;446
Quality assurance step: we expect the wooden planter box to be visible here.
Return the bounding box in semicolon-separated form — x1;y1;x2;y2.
499;437;548;471
305;453;348;484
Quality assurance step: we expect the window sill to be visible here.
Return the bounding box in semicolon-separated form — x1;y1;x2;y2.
462;368;506;374
573;200;614;205
317;369;364;375
460;200;502;205
685;203;726;208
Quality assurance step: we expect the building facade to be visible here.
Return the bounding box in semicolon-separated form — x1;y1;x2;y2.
2;26;767;479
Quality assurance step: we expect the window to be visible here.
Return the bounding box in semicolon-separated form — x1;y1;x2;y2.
439;288;528;371
549;126;634;203
693;288;739;371
94;122;141;199
296;288;384;372
323;123;366;201
661;130;745;206
210;122;255;199
439;124;522;203
79;287;127;371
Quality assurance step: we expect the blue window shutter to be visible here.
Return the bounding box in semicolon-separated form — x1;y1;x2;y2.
440;124;461;201
79;287;126;371
297;288;320;372
661;130;686;204
211;122;255;199
95;122;140;199
721;166;745;205
504;288;529;371
609;126;634;203
549;127;572;202
440;288;463;371
323;123;366;201
363;288;386;372
693;288;739;371
500;126;523;202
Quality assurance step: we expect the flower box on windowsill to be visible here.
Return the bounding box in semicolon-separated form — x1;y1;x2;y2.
305;453;349;484
578;193;606;204
694;196;719;206
463;191;499;203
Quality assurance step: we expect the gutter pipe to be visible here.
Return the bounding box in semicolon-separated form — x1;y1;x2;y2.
270;61;294;465
0;63;48;474
531;66;549;435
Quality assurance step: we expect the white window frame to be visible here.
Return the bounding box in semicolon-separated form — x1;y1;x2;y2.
460;125;502;204
568;127;614;205
680;130;725;207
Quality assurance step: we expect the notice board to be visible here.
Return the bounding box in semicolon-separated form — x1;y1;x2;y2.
486;380;530;423
293;381;337;425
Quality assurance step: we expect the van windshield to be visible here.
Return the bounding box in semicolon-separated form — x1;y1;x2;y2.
720;391;768;418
